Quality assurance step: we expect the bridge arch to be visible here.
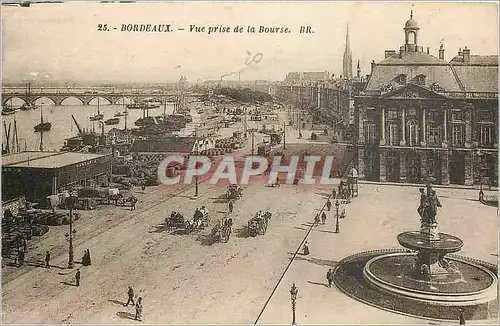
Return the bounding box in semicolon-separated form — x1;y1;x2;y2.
88;97;113;106
114;97;135;105
61;96;85;106
32;96;56;106
2;96;27;107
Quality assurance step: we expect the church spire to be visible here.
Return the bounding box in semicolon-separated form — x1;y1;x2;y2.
343;24;353;79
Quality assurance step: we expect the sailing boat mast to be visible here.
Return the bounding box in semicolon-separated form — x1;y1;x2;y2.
123;95;128;130
13;118;20;152
39;106;44;151
3;121;11;154
163;97;167;119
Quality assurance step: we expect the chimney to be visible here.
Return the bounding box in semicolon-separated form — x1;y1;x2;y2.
385;50;396;59
463;46;471;64
371;60;376;73
438;44;445;60
427;47;430;54
357;60;361;78
458;47;463;62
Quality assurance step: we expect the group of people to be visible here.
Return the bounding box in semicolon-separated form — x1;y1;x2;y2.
82;249;92;266
13;235;28;266
125;286;144;321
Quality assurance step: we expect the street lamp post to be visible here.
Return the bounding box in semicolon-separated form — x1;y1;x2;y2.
194;175;199;198
335;200;340;233
65;193;77;269
290;283;298;325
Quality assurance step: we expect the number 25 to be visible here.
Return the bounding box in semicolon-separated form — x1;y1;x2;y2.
98;24;108;31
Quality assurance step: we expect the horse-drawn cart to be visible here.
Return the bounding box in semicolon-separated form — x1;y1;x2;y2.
193;206;210;229
211;218;232;243
226;184;243;201
164;212;194;234
248;211;272;237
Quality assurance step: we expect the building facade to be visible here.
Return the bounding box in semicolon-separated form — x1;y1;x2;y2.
354;12;498;186
2;151;112;204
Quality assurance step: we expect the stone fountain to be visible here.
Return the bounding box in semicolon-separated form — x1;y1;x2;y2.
362;184;497;306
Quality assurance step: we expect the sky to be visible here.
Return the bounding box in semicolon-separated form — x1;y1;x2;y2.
1;1;498;83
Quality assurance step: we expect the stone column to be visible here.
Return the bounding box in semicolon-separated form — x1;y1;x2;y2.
357;147;365;179
420;151;428;182
440;151;450;185
493;154;498;187
52;174;58;195
442;109;448;148
400;107;406;146
380;107;386;145
379;150;387;182
464;152;474;185
399;151;407;183
358;106;366;144
421;107;426;146
465;108;472;148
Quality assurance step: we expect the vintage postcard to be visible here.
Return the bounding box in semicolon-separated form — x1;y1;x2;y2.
1;1;498;324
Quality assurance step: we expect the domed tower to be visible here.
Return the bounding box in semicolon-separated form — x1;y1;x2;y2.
402;10;423;53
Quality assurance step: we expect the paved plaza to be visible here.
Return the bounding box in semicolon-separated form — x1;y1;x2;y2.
2;170;497;324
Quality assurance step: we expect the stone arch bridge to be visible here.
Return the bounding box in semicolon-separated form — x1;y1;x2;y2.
1;90;182;106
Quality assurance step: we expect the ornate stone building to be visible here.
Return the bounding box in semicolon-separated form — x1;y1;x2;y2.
354;12;498;186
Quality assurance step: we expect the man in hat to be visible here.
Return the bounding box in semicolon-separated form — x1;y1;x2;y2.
326;199;332;211
45;251;51;268
135;297;143;321
326;268;334;287
75;269;81;287
125;286;135;307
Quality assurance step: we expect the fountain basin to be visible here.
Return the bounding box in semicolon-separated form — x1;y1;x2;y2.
363;252;498;305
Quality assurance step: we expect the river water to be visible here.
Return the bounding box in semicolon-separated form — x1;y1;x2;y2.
2;98;200;152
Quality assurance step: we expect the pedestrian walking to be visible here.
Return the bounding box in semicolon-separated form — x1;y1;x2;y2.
326;199;332;211
459;308;466;325
314;214;320;227
302;241;310;255
86;249;91;266
321;211;327;224
18;249;25;266
332;188;337;199
45;251;51;268
228;200;233;214
125;286;135;306
326;268;334;287
75;269;81;287
135;297;143;321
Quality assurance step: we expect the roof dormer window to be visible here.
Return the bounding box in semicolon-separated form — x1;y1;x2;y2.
417;74;426;86
398;74;407;84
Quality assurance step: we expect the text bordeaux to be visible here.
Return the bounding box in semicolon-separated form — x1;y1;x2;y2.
121;24;172;32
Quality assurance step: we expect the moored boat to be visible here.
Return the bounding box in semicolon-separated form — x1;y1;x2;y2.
34;107;51;132
90;98;104;121
105;117;120;125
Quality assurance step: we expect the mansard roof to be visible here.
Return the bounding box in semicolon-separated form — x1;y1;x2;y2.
366;52;498;94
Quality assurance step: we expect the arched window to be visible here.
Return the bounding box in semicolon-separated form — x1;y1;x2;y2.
407;31;416;44
406;119;419;146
